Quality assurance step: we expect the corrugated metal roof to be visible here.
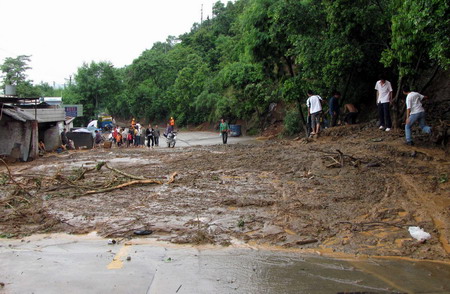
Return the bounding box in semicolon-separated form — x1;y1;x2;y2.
21;108;65;123
1;108;36;122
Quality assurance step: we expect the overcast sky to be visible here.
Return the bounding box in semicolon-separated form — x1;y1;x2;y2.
0;0;226;86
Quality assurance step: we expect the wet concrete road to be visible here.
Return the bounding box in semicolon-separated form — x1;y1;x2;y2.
1;234;449;293
168;131;257;147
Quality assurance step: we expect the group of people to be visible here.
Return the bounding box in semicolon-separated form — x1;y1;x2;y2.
306;76;432;145
112;124;160;148
374;77;431;145
111;117;176;148
306;90;359;136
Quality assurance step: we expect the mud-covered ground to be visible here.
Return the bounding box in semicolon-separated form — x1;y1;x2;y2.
1;124;449;261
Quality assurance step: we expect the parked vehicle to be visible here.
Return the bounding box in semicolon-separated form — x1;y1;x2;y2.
166;132;177;148
99;116;114;131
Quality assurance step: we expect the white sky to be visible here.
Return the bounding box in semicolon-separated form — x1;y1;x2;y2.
0;0;225;86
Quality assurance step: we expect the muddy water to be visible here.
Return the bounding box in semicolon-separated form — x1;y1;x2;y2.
149;246;450;294
1;233;449;293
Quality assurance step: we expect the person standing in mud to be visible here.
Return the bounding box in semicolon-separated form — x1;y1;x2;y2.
306;90;323;136
121;128;128;146
61;128;68;147
94;130;103;148
112;127;118;146
127;129;133;147
154;125;160;146
328;91;341;127
140;125;146;147
116;130;123;147
403;86;432;146
343;103;358;124
163;123;171;137
219;118;230;144
134;126;140;147
169;117;175;130
375;76;393;131
146;124;155;148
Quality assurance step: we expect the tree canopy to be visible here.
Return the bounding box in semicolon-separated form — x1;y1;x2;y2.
3;0;449;130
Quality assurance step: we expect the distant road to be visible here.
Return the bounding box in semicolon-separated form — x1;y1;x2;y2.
169;131;256;147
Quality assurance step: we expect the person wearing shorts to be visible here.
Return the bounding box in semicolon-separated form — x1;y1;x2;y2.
306;90;323;136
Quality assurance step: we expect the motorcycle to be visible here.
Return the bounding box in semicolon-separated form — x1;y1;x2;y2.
166;132;177;148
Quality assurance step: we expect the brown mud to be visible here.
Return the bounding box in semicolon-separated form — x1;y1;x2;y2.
0;124;449;261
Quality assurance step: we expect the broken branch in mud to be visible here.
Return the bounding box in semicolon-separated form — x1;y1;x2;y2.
83;172;178;195
326;156;342;168
309;148;361;168
296;239;318;245
84;179;163;195
167;172;178;184
104;163;146;180
0;158;35;199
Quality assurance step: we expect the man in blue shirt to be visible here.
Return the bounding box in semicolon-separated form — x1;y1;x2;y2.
328;91;341;127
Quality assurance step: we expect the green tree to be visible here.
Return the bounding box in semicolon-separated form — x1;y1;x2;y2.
381;0;450;126
68;61;122;122
0;55;32;86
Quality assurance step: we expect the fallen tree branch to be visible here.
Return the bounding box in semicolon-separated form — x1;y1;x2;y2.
83;178;162;195
167;172;178;184
296;239;318;245
0;158;35;199
104;163;146;180
326;156;342;168
83;172;178;195
73;166;96;181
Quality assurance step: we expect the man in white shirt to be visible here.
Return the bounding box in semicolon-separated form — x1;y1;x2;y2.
306;90;323;136
403;86;431;146
375;77;393;131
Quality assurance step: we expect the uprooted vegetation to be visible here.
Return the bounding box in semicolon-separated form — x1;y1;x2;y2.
0;125;449;261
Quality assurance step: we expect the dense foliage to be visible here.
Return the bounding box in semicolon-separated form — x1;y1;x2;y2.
2;0;449;132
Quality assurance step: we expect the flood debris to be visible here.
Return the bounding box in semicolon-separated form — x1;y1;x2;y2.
296;239;318;246
1;126;449;260
133;230;153;235
408;227;431;242
108;239;117;245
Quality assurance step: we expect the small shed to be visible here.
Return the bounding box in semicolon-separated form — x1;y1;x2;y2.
20;105;66;151
0;107;38;161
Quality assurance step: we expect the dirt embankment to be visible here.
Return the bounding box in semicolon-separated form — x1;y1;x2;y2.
0;124;449;260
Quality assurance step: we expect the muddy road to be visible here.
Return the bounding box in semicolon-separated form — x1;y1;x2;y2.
1;126;449;261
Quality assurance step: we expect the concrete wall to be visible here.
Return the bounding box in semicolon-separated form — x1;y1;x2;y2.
44;125;62;151
0;116;34;161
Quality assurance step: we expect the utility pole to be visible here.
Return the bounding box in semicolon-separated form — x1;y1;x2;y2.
201;4;203;24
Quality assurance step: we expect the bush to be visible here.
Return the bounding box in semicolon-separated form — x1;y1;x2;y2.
283;109;301;136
